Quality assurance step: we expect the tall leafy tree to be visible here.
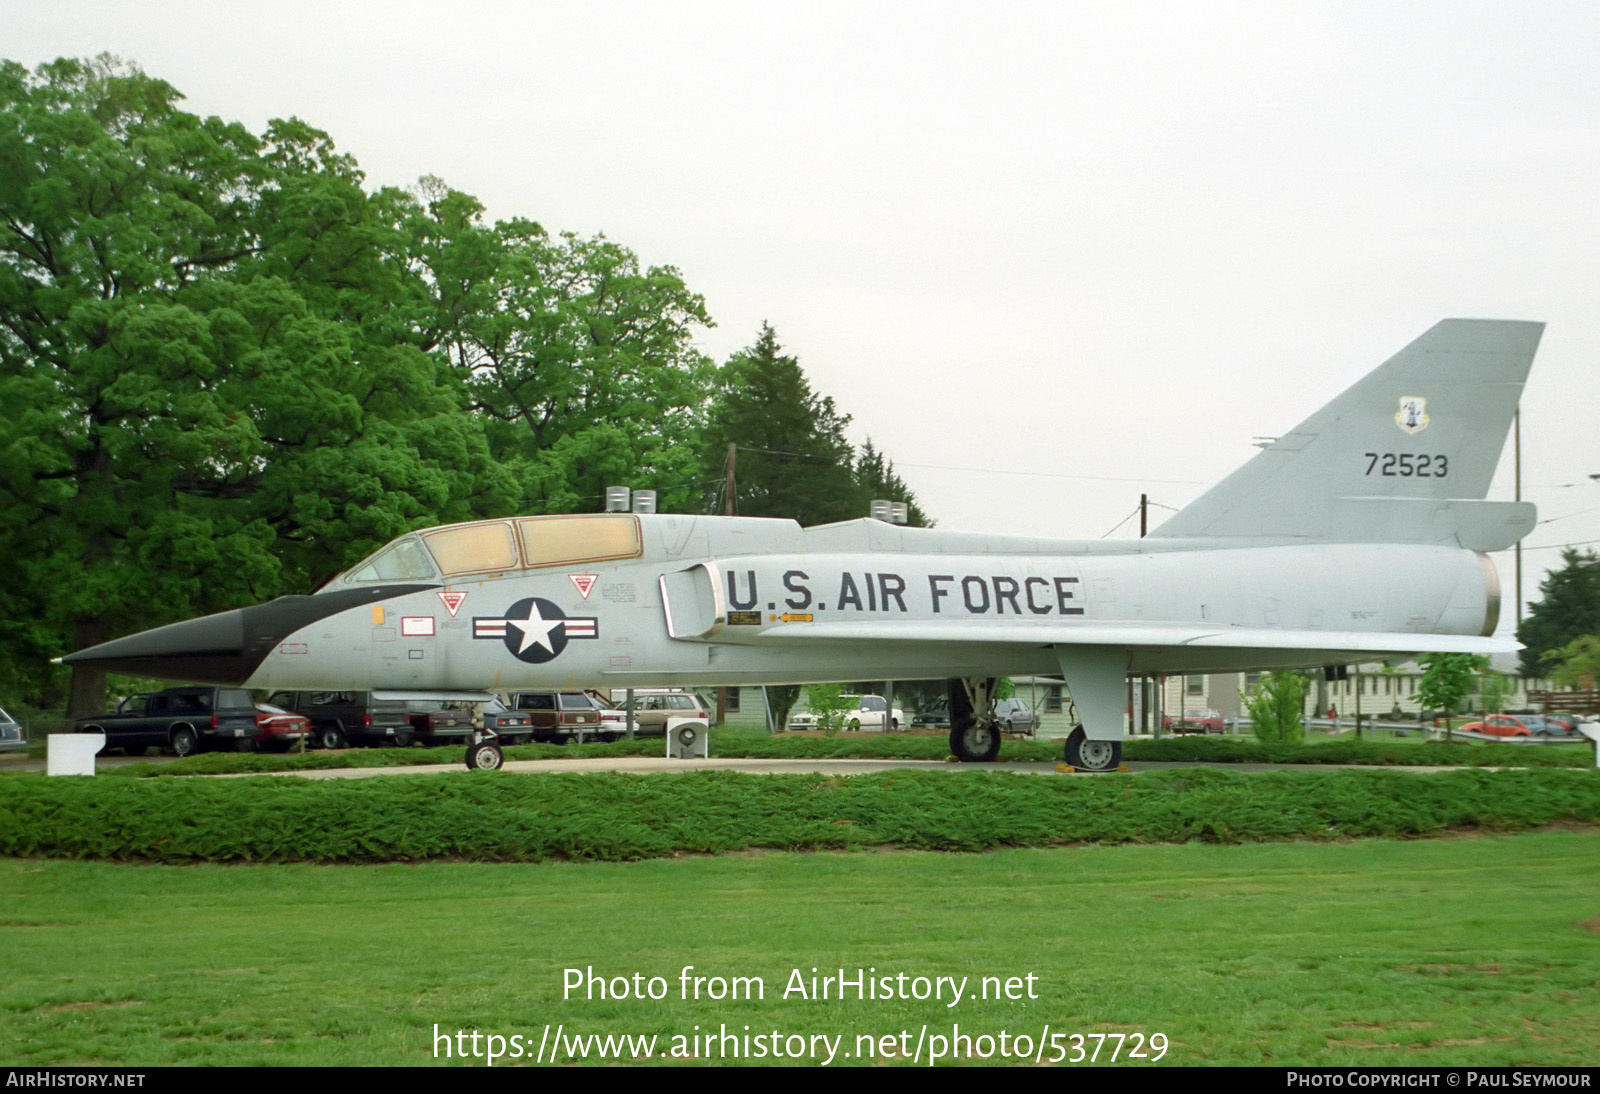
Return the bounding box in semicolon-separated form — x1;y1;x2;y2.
1516;549;1600;678
409;189;717;514
704;324;862;525
853;438;930;527
0;57;511;712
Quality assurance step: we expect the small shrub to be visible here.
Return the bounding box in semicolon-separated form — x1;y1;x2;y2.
1244;671;1308;743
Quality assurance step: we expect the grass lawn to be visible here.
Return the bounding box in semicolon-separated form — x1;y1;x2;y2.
3;831;1597;1066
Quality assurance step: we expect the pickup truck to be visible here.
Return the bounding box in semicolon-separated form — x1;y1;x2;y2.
74;687;261;756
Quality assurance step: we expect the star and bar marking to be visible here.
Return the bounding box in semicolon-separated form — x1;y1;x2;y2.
472;597;599;664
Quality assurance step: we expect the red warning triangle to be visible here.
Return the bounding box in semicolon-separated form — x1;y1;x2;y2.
437;591;467;617
569;574;597;599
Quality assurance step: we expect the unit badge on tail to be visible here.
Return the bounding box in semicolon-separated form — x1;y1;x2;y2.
472;598;599;663
1396;396;1430;434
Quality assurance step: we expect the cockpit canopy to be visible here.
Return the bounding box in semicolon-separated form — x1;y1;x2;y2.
339;514;642;585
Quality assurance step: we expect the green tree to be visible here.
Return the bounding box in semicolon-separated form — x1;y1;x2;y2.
704;324;861;524
1478;668;1514;715
1417;653;1487;733
801;683;853;732
853;438;930;527
0;57;512;712
1544;635;1600;690
1242;670;1307;743
764;684;801;734
430;205;717;514
1517;549;1600;678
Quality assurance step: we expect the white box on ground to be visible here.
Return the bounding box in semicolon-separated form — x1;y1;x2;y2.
665;716;709;759
48;733;103;776
1577;722;1600;769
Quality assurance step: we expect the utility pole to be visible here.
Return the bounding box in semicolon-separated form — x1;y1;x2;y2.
1514;410;1522;625
1139;494;1149;733
717;444;736;728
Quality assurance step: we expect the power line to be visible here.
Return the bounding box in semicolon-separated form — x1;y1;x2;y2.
1099;506;1142;539
515;476;724;511
1536;504;1600;526
1515;538;1600;553
896;460;1209;486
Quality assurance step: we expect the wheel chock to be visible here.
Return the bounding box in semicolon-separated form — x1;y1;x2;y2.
1054;763;1132;774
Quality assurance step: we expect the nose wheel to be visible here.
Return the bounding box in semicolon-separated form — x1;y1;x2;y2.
465;732;504;771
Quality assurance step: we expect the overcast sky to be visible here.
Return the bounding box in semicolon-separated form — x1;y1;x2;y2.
9;1;1599;638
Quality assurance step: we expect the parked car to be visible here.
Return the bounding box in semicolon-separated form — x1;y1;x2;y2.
1458;714;1536;738
911;699;949;728
253;702;309;752
1162;708;1225;734
788;694;905;731
402;700;474;746
506;690;606;742
477;698;535;744
0;706;25;753
74;687;261;756
993;698;1039;733
263;691;413;748
603;689;713;738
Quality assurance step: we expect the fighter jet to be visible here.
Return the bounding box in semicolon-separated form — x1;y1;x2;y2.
63;319;1543;772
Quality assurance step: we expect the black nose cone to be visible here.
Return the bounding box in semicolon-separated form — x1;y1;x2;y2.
61;584;437;685
60;609;251;684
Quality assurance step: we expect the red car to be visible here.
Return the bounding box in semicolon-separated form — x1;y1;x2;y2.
254;702;310;752
1458;714;1535;738
1162;708;1224;734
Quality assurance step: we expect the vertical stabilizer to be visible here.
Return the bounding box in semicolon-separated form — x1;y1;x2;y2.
1151;319;1543;545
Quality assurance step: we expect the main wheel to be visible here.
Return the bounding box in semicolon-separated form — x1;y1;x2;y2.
1064;726;1121;772
169;727;197;758
465;740;503;770
949;718;1001;762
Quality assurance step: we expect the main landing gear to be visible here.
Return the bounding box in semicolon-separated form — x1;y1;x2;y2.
1063;725;1121;772
948;648;1130;773
947;677;1002;763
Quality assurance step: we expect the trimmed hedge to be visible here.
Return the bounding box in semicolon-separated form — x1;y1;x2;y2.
1;766;1595;863
46;729;1591;779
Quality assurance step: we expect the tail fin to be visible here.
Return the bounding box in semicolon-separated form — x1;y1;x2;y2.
1151;318;1544;549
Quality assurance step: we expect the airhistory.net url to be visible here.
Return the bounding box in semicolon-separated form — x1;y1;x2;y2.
431;1022;1170;1065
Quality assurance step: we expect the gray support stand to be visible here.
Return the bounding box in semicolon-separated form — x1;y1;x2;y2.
1054;646;1131;740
